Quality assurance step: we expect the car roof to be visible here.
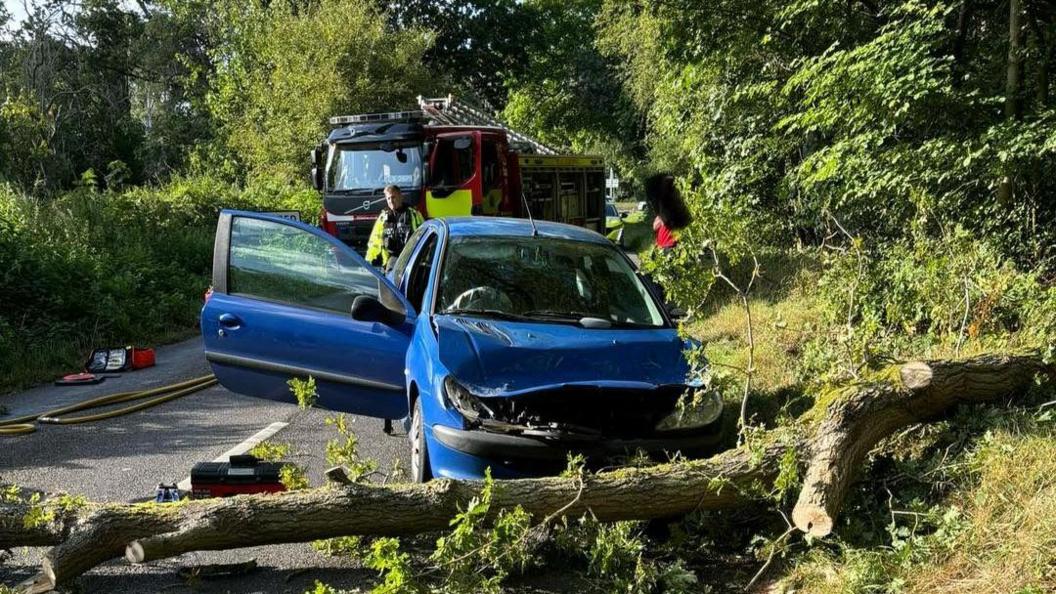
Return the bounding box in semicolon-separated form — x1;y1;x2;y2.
429;217;612;245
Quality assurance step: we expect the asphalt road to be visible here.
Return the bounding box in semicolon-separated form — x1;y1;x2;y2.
0;336;409;593
0;242;649;593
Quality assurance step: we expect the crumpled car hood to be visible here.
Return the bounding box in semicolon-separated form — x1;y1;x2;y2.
435;316;692;396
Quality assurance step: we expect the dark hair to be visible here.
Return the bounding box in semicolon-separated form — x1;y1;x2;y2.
384;184;401;195
644;173;691;230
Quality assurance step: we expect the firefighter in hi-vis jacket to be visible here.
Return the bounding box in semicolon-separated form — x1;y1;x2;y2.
366;185;424;270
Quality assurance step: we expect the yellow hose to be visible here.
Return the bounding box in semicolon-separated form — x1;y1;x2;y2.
0;374;217;436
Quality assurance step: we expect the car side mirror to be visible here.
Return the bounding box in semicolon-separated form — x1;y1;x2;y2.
351;294;405;326
311;166;323;191
310;146;324;191
620;212;628;219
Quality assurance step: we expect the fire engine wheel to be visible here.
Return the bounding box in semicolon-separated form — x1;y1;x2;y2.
409;398;431;483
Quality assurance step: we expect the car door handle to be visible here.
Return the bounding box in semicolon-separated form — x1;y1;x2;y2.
218;313;242;329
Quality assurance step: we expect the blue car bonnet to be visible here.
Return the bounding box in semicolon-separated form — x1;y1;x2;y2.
435;316;693;396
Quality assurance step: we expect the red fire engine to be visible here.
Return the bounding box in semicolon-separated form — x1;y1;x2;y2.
310;95;606;249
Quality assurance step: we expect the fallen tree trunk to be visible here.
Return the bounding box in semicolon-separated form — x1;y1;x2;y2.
3;442;789;593
792;353;1050;537
1;352;1048;592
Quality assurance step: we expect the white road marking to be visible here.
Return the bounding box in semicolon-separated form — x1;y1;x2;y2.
176;421;289;492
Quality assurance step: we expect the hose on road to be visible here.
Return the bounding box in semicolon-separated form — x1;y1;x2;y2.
0;374;217;436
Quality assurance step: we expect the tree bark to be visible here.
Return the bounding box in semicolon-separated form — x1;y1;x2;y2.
2;443;788;593
2;353;1049;591
792;353;1049;537
998;0;1025;203
951;0;973;81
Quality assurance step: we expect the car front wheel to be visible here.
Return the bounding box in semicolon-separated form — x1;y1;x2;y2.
409;398;431;482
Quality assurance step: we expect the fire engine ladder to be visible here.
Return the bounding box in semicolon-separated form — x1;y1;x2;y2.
417;95;558;155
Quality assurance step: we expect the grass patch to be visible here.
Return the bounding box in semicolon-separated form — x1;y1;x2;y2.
0;176;317;394
684;246;1056;593
683;250;825;429
690;294;820;396
781;418;1056;594
616;209;655;253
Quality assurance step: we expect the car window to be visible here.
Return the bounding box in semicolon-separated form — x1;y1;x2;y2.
392;225;428;289
228;216;378;314
606;204;619;217
406;234;439;312
437;236;665;327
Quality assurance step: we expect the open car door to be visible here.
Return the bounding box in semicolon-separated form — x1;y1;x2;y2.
425;132;479;218
201;210;414;419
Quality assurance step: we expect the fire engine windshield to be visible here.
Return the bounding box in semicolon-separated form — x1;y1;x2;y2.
327;143;422;192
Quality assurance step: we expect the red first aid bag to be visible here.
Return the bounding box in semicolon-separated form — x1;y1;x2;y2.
131;347;155;370
85;346;156;373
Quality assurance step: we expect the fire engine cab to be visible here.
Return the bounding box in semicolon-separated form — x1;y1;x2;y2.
310;96;606;249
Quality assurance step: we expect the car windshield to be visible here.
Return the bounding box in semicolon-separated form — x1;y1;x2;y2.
327;143;422;192
437;236;666;327
605;203;619;218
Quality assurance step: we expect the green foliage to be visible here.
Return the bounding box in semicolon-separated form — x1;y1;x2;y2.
311;535;363;558
599;0;1056;268
203;0;434;181
279;464;310;491
429;469;534;593
1;483;21;503
502;0;642;175
783;405;1056;593
305;581;355;594
586;521;651;589
288;376;319;410
22;492;53;529
0;0;212;192
802;228;1056;385
560;453;587;479
287;376;318;410
773;446;801;503
551;516;699;594
365;537;421;594
249;441;291;463
380;0;533;110
360;471;541;593
0;177;311;392
324;414;378;481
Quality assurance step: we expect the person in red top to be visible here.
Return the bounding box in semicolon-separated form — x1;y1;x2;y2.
645;173;692;249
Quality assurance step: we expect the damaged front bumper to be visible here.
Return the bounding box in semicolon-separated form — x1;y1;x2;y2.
435;376;726;469
432;422;724;462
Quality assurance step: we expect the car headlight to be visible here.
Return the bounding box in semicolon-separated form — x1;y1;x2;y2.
443;376;490;421
655;390;724;432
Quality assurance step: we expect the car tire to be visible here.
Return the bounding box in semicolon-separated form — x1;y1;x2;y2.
409;398;431;483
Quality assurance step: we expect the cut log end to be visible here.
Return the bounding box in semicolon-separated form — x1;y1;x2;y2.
126;541;146;564
899;361;934;390
25;562;58;594
792;503;833;538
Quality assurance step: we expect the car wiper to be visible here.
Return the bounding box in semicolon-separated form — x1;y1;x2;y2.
522;309;595;320
606;320;661;329
438;309;534;322
328;188;376;195
521;310;608;325
522;310;659;329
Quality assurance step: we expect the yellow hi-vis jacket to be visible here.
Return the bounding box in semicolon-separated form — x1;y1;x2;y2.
365;206;424;268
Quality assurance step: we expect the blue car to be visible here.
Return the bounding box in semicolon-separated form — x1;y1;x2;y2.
201;211;723;481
